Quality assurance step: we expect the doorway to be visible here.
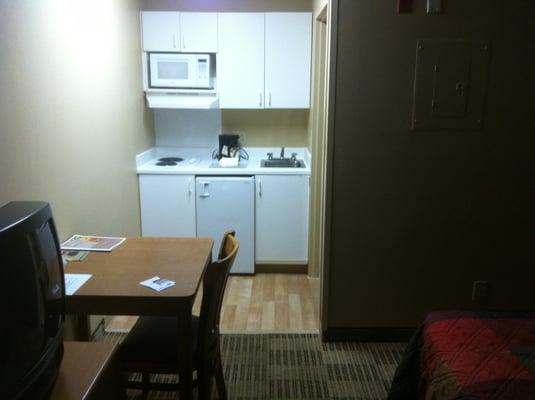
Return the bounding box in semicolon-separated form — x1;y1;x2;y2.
308;4;329;334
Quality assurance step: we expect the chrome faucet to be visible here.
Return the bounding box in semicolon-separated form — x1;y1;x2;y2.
280;147;285;159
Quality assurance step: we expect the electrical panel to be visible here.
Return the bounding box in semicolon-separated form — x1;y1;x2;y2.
412;39;491;131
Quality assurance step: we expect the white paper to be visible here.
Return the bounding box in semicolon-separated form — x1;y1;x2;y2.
218;157;239;167
64;273;92;295
140;276;176;292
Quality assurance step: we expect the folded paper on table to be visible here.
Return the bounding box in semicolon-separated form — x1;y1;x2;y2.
140;276;176;292
64;273;92;295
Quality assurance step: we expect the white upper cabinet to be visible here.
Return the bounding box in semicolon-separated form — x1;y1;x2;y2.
218;13;265;109
265;13;312;109
141;11;312;109
141;12;181;52
180;12;218;53
141;12;217;53
218;12;312;109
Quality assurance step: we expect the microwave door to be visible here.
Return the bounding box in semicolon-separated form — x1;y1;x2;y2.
149;55;193;88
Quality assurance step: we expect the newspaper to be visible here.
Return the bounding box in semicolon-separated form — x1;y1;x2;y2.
61;235;125;252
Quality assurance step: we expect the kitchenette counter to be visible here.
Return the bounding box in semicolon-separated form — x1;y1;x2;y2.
137;146;311;268
136;147;311;176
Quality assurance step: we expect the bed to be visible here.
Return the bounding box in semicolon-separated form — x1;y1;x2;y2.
387;311;535;399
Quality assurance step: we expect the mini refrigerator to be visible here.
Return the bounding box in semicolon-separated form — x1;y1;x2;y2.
196;176;255;274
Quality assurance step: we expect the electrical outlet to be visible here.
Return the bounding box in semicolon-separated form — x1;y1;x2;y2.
472;280;489;304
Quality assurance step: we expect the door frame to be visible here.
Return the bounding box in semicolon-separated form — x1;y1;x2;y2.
319;0;339;340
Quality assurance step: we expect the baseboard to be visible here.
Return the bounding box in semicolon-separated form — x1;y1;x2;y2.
322;327;415;342
255;263;308;274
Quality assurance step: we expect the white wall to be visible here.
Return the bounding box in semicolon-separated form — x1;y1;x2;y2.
155;110;221;148
313;0;328;16
0;0;154;239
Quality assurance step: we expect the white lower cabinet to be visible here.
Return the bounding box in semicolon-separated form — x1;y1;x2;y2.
255;175;309;263
139;174;196;237
138;173;310;264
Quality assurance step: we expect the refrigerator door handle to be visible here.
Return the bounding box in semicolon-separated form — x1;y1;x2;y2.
199;181;210;198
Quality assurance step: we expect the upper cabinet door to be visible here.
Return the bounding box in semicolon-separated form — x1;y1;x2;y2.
265;13;312;109
218;13;265;109
141;12;181;52
180;12;218;53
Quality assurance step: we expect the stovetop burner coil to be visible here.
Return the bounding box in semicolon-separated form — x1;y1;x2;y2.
158;157;184;162
155;156;184;166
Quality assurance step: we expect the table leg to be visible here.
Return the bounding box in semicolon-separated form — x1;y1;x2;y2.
73;314;91;341
177;307;194;400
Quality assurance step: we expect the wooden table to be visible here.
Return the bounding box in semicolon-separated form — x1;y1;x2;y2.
50;342;117;400
65;237;213;400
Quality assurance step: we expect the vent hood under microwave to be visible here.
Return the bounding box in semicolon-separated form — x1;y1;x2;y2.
145;93;219;109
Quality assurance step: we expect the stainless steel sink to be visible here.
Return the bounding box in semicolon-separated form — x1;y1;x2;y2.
260;159;305;168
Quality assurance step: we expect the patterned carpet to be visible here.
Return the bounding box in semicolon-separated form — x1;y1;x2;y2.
102;332;405;399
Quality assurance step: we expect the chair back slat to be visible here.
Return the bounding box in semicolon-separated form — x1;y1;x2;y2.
198;231;239;353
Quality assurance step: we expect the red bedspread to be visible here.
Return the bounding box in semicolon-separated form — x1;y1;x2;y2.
388;311;535;399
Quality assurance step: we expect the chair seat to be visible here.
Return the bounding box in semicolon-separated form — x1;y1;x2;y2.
117;316;200;368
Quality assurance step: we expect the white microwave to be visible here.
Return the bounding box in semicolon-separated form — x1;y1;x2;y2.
148;53;213;89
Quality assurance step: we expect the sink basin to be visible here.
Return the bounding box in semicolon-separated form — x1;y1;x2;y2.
261;159;305;168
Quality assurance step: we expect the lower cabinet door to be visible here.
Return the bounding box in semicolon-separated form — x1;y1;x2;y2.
139;174;196;237
255;174;309;263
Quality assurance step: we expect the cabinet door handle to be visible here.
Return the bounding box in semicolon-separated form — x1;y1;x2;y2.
259;92;263;107
182;36;186;50
173;34;177;49
188;178;192;197
258;180;262;197
199;181;210;198
268;91;272;107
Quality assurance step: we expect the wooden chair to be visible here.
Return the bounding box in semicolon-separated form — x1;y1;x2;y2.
116;231;239;400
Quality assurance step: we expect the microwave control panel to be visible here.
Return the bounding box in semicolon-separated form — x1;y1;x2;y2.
197;58;208;80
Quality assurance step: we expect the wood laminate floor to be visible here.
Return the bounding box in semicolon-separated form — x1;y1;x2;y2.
106;273;320;334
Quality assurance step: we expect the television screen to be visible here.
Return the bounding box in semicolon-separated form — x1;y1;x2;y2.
0;202;65;400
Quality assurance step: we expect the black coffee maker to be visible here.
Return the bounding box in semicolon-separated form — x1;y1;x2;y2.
217;134;241;159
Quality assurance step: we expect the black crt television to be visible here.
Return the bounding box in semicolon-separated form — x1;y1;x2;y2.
0;201;65;400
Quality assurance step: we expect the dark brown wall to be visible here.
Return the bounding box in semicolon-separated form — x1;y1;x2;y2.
327;0;535;329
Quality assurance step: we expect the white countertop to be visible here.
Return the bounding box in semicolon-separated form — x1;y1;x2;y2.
136;147;311;176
